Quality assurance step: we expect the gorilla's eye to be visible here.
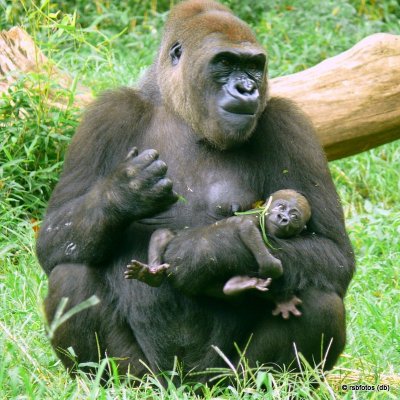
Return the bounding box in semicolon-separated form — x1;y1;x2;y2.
290;212;299;221
170;42;182;66
220;58;231;67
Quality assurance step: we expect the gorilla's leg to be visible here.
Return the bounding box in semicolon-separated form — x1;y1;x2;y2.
124;229;175;286
45;264;148;377
245;288;346;371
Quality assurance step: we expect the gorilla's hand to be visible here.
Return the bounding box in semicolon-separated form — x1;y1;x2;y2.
105;148;178;219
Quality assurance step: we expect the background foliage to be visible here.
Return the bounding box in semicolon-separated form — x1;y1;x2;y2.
1;0;399;398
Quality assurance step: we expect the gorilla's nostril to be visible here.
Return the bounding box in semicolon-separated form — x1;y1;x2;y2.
235;80;256;95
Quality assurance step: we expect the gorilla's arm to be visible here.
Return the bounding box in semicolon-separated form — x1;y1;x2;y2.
36;89;177;274
260;98;355;298
163;98;355;299
163;217;264;294
162;216;353;298
268;231;354;298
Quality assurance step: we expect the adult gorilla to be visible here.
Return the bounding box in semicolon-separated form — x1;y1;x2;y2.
37;0;354;379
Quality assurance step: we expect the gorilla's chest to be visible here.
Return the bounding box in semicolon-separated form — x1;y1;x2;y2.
179;176;258;222
152;156;261;229
139;117;265;229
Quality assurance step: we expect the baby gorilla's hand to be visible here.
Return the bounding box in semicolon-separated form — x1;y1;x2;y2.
272;296;302;319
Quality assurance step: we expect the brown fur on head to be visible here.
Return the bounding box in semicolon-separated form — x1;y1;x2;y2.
265;189;312;238
156;0;268;150
269;189;312;222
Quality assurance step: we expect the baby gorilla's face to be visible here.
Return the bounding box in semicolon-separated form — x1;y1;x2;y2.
266;197;307;238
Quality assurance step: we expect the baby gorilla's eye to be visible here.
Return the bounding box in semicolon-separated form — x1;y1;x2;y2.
290;212;300;221
271;203;286;213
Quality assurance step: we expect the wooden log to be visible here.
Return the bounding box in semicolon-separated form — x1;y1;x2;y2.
270;33;400;160
0;27;92;108
1;28;399;160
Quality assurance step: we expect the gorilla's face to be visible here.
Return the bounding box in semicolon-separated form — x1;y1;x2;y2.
157;5;268;150
207;47;267;148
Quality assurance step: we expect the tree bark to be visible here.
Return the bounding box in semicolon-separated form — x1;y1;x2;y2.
0;27;91;108
270;33;400;160
1;28;399;161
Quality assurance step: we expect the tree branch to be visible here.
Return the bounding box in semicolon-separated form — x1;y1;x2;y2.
270;33;400;160
1;28;399;160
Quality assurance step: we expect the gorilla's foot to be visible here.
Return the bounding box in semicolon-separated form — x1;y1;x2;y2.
272;296;303;319
124;260;170;287
223;275;271;296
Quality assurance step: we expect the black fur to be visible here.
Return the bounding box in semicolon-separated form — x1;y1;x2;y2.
36;0;354;382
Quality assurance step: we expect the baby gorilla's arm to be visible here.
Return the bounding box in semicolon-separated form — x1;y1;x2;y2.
272;296;302;319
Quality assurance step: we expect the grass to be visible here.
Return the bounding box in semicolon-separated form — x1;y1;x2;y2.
1;0;400;398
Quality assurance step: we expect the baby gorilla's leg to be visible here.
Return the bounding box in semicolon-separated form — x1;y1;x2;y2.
124;228;174;286
236;216;283;279
223;275;271;296
124;260;169;286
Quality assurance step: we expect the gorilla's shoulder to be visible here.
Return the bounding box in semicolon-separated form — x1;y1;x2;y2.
67;87;155;164
264;97;312;123
73;87;155;144
261;96;317;141
87;87;155;119
256;96;324;161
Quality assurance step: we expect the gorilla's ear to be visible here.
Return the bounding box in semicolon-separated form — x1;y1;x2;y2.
169;42;183;66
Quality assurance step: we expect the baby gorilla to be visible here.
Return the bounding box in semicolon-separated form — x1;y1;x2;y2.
224;189;311;319
125;189;311;319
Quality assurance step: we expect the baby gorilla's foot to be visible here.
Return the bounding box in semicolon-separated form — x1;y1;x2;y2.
223;275;271;296
272;296;302;319
124;260;170;287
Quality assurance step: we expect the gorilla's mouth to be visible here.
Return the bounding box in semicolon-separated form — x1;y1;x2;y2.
270;219;289;229
218;85;260;116
221;104;257;116
220;95;259;116
219;108;256;130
